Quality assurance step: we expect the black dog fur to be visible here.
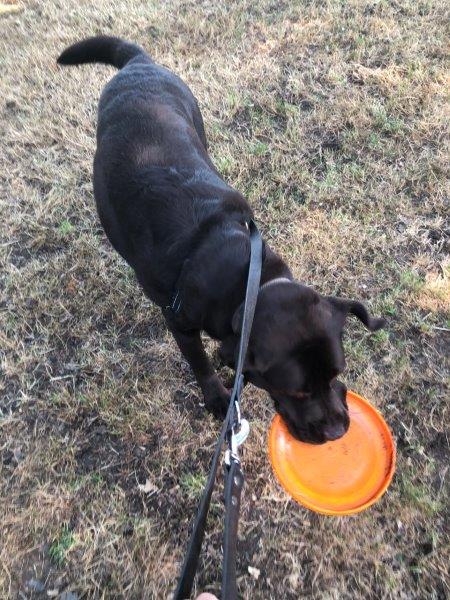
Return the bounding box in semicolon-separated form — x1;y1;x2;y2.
58;36;385;444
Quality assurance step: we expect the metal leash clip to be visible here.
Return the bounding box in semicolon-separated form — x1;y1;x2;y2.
225;418;250;465
233;418;250;447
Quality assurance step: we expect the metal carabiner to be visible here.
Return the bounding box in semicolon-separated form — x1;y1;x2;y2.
224;418;250;466
233;418;250;447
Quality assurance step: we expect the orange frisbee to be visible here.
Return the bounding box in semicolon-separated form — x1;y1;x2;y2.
268;390;396;515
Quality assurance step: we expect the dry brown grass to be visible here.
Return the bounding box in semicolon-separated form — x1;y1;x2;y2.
1;1;449;598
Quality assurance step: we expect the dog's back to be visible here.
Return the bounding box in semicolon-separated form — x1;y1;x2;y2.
58;36;209;170
58;37;250;304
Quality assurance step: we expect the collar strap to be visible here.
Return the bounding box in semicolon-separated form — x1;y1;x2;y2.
259;276;292;291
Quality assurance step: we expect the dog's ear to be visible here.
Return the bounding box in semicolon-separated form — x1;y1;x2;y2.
328;297;386;331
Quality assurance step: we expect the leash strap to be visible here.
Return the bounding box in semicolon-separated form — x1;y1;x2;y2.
221;459;244;599
174;220;262;599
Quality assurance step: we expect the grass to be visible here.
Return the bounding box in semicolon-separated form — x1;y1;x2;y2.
180;473;208;500
49;526;76;567
0;0;449;598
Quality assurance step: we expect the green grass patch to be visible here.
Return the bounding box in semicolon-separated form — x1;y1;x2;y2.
400;270;424;293
58;219;73;236
215;156;235;176
317;163;341;190
180;473;207;499
371;329;390;347
49;525;75;566
249;140;269;156
400;475;443;516
368;131;382;149
344;161;365;182
371;104;405;136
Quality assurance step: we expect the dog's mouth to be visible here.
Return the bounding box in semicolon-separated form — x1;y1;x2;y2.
286;417;349;444
273;397;350;445
283;414;349;444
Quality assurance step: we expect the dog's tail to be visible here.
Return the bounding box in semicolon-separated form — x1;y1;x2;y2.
57;35;147;69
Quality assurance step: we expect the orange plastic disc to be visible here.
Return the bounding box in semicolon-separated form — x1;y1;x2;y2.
268;390;396;515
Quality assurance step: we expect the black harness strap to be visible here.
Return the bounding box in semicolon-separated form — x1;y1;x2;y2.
174;220;263;600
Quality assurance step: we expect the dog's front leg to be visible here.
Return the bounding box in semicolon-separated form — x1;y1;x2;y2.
167;324;230;418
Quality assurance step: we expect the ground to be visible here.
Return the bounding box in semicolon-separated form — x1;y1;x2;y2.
0;0;449;598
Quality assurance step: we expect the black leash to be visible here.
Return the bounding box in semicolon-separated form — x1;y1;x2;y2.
174;220;263;600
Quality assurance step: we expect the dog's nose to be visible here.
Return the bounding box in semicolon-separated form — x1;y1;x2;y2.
323;422;347;441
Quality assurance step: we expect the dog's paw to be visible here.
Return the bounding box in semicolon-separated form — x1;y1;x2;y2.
202;376;231;420
204;393;230;420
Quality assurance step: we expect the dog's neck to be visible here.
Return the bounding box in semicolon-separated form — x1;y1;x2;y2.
168;217;294;338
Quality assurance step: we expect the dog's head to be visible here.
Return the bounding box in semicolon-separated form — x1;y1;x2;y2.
221;280;385;444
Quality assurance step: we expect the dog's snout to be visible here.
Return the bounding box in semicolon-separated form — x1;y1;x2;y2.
273;384;350;444
323;422;347;441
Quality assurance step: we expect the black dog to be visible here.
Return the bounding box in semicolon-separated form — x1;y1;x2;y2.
58;36;385;444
